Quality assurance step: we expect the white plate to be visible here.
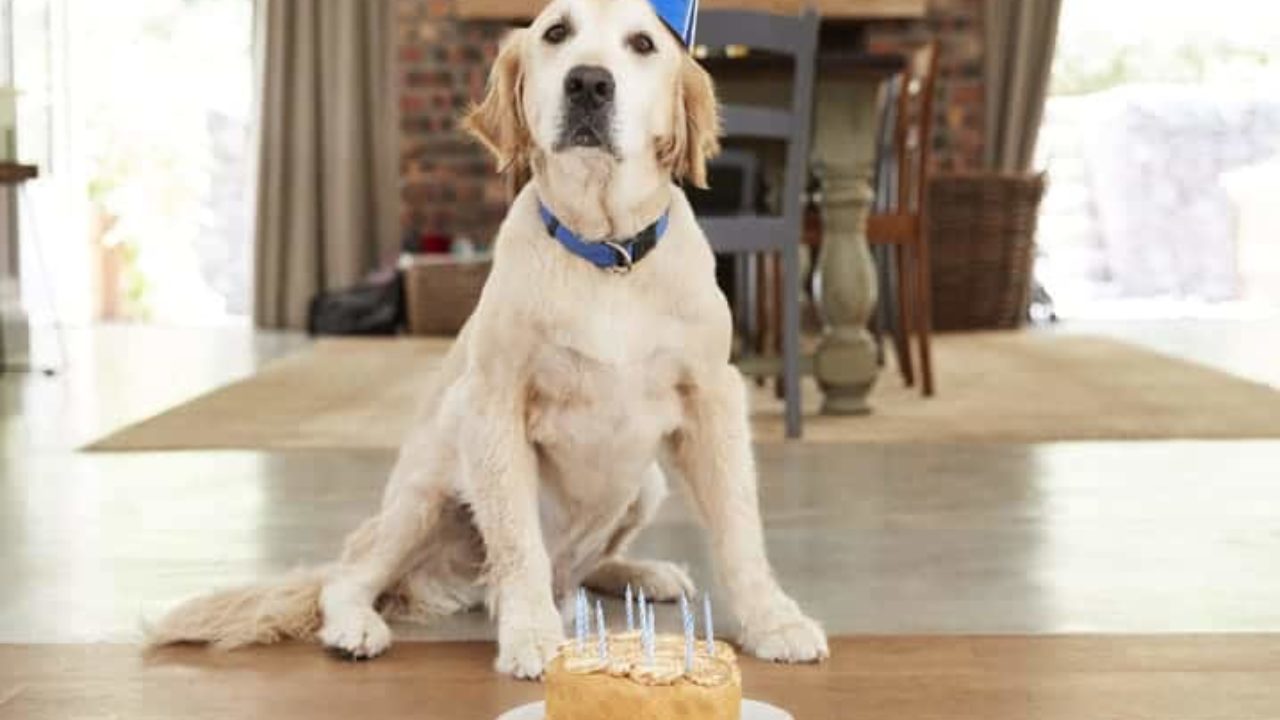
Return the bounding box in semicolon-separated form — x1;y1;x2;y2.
496;699;793;720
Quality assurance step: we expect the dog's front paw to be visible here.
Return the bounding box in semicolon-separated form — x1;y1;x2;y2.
495;620;565;680
740;602;828;664
319;605;392;660
586;558;695;602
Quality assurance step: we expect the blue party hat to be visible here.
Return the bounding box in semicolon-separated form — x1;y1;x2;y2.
648;0;698;47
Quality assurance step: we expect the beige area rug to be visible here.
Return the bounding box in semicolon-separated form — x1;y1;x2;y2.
87;332;1280;450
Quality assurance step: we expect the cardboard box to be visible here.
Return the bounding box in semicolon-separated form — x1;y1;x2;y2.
402;255;492;336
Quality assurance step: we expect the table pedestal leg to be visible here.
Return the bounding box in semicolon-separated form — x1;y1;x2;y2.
811;78;882;415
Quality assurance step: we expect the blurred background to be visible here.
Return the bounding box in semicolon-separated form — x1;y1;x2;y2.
5;0;254;326
4;0;1277;336
1038;0;1280;320
2;0;1269;335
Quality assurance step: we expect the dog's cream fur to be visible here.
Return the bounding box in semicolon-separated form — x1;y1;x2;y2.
148;0;827;679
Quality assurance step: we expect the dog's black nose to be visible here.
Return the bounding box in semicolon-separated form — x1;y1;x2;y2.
564;65;614;106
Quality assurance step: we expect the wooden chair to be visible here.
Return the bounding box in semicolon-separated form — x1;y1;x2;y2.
695;9;820;439
867;41;940;397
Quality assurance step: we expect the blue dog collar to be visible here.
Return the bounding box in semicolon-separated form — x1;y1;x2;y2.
537;201;670;273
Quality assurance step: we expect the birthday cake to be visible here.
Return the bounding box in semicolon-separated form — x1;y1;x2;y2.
546;590;741;720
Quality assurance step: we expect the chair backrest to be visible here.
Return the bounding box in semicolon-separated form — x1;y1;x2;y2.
694;9;820;234
892;41;940;215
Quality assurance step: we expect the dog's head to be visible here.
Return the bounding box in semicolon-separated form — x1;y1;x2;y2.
463;0;721;187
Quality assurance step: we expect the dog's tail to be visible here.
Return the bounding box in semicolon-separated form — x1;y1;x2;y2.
144;567;328;650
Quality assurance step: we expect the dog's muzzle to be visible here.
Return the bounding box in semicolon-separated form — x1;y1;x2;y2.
557;64;615;151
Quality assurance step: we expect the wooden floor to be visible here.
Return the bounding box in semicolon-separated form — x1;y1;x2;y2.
3;636;1279;720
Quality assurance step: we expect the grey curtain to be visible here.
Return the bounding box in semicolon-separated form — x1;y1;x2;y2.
253;0;399;329
983;0;1062;173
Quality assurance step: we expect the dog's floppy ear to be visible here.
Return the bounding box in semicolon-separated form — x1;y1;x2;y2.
464;30;530;173
658;53;722;188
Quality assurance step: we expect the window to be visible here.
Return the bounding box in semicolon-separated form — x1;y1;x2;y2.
6;0;255;324
1036;0;1280;319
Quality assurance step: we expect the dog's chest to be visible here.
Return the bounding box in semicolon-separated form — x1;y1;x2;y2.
525;313;686;468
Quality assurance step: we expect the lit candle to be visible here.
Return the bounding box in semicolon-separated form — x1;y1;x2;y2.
575;587;587;651
576;586;588;648
703;594;715;656
596;599;608;659
645;604;657;665
681;593;694;673
625;584;634;632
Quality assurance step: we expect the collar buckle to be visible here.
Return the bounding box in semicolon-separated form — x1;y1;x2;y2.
602;240;634;274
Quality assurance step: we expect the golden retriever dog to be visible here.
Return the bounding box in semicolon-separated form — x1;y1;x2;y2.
149;0;828;679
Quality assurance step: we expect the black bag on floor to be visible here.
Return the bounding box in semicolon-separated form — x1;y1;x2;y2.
306;272;404;336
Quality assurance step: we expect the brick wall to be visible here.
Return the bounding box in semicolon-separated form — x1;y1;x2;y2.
865;0;986;173
397;0;512;248
396;0;986;244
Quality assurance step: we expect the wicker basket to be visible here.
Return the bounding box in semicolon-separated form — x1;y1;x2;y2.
927;172;1046;330
402;255;492;336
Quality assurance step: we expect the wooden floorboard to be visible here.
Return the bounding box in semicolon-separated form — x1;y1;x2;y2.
2;635;1279;719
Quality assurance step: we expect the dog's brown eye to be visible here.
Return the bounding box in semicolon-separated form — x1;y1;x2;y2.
628;32;656;55
543;22;570;45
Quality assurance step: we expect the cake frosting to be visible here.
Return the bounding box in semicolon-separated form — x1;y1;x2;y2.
546;632;742;720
